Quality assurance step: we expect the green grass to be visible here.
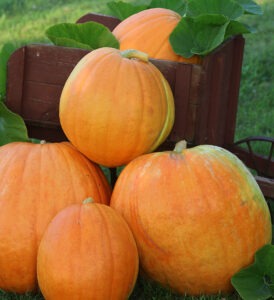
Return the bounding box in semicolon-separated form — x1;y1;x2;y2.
0;0;273;299
235;0;274;155
0;276;242;300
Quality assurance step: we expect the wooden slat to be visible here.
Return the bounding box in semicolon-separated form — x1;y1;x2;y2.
172;63;193;142
185;64;202;142
24;45;89;84
76;13;120;30
195;38;234;146
224;36;245;145
6;47;25;114
22;81;61;123
207;41;234;145
150;59;178;92
26;123;67;142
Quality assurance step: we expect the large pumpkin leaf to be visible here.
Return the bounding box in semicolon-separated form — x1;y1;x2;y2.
0;43;17;101
107;1;148;20
169;14;230;57
231;244;274;300
236;0;263;15
148;0;187;15
225;20;253;39
0;102;29;145
186;0;244;20
46;21;119;50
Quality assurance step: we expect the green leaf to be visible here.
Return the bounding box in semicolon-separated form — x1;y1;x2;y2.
225;20;253;40
186;0;244;20
107;1;148;20
148;0;187;15
45;21;119;50
0;102;30;146
0;43;17;101
170;14;229;57
235;0;263;15
231;244;274;300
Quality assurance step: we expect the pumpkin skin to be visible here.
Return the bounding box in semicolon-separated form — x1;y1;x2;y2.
113;8;201;64
0;141;111;293
59;47;175;167
37;200;139;300
110;142;272;296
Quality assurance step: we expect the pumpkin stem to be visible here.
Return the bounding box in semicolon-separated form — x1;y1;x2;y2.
173;140;187;154
83;197;94;205
121;49;149;62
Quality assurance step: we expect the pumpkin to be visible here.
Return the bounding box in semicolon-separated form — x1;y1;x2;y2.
110;141;272;296
112;8;201;64
37;198;139;300
0;141;111;293
59;47;174;167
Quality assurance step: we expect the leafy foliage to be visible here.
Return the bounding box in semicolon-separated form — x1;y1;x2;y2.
149;0;187;15
46;21;119;50
231;244;274;300
236;0;263;15
186;0;244;19
170;0;261;57
0;102;30;145
170;15;230;57
0;42;17;100
107;1;147;20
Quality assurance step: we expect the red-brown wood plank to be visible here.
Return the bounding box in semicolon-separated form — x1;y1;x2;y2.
206;40;234;146
224;35;245;146
76;13;120;30
172;63;194;142
24;45;88;85
184;64;202;143
6;47;25;114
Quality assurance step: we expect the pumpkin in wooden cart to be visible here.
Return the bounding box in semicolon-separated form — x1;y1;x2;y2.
110;141;272;296
59;47;175;167
0;141;111;293
37;199;139;300
112;8;201;64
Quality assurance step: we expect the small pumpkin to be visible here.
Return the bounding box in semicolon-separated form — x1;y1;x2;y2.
0;141;111;293
112;8;201;64
59;47;174;167
110;141;272;296
37;199;139;300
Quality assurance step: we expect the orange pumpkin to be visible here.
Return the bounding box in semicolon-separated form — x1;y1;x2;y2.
110;141;272;296
37;199;139;300
59;47;175;167
0;141;111;293
112;8;201;64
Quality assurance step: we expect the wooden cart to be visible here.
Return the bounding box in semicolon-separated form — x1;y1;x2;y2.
5;13;274;199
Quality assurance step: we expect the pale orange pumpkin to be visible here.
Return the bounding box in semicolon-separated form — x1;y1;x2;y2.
37;199;139;300
59;47;175;167
0;141;111;293
110;141;272;295
112;8;201;64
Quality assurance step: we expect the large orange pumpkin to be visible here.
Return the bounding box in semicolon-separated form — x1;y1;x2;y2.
112;8;201;64
0;141;111;293
59;47;175;167
37;199;139;300
110;141;272;296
